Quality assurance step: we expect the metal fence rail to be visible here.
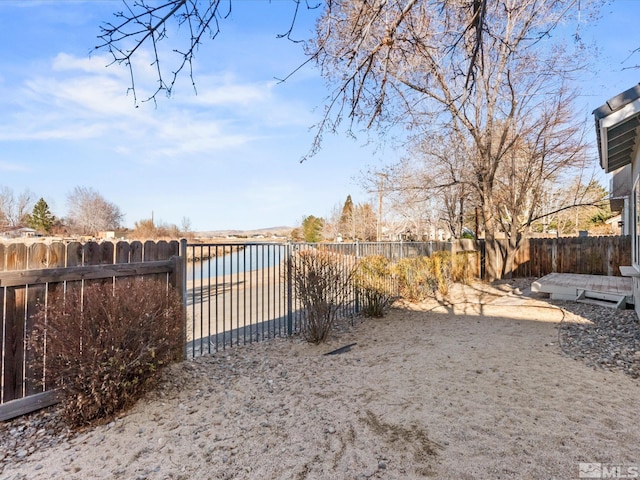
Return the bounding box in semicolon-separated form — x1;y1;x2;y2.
183;241;451;358
321;241;452;261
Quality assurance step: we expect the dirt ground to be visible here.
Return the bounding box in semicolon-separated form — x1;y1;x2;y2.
1;280;639;479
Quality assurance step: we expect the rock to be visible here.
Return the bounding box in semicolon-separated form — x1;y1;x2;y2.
558;300;640;379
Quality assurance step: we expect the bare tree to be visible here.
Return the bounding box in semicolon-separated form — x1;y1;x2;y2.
364;133;475;240
66;186;124;235
352;202;377;241
364;91;591;273
95;0;551;105
98;0;598;278
0;186;34;229
535;175;609;235
96;0;322;104
322;202;344;241
180;216;192;234
314;0;595;278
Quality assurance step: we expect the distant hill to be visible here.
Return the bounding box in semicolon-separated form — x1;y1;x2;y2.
196;226;292;239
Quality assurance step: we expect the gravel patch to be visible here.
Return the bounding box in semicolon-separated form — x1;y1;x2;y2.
555;300;640;378
0;406;73;474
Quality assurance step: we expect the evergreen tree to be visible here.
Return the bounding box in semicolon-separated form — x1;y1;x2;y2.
302;215;324;243
338;195;354;240
27;198;55;234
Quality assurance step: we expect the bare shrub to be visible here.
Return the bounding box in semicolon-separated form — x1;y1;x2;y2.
354;255;396;317
431;251;452;296
30;280;183;427
394;257;436;301
394;253;453;301
289;248;354;344
452;252;475;285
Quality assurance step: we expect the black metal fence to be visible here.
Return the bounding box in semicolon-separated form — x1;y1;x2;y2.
183;241;452;358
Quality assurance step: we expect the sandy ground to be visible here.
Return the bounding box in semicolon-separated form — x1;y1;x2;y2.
2;281;640;479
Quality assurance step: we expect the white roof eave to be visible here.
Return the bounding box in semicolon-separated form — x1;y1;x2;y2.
598;98;640;172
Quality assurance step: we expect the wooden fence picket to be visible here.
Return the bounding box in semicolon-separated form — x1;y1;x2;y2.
0;239;182;421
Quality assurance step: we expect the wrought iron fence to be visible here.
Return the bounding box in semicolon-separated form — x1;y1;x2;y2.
183;241;452;358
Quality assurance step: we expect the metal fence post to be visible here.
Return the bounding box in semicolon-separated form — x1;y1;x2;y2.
286;242;293;336
179;238;188;359
354;241;360;315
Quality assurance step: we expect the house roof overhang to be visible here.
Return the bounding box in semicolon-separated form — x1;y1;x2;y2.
593;83;640;174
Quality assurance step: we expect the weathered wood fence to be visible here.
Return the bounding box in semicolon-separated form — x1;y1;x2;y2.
404;236;631;279
480;235;631;279
0;240;182;421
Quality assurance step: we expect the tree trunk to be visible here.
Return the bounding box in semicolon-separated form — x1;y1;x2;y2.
482;200;502;281
484;238;501;281
483;218;501;281
501;231;524;280
502;241;517;279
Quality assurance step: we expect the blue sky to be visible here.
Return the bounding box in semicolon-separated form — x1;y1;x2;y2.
0;1;638;231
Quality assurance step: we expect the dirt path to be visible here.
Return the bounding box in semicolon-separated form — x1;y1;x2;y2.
1;282;639;479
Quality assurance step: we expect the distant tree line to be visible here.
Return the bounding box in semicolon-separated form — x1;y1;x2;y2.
0;185;124;237
294;181;613;245
0;185;193;240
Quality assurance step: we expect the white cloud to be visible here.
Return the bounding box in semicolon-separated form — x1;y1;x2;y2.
0;50;321;172
0;160;31;173
52;53;126;78
189;77;271;106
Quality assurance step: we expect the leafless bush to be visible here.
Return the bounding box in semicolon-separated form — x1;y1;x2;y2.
30;280;183;427
288;249;355;344
452;252;475;285
354;255;396;317
394;252;453;301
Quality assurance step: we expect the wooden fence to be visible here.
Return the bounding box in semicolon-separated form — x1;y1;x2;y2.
0;240;183;421
480;235;631;279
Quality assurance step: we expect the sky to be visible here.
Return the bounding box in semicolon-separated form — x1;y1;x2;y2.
0;0;639;232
